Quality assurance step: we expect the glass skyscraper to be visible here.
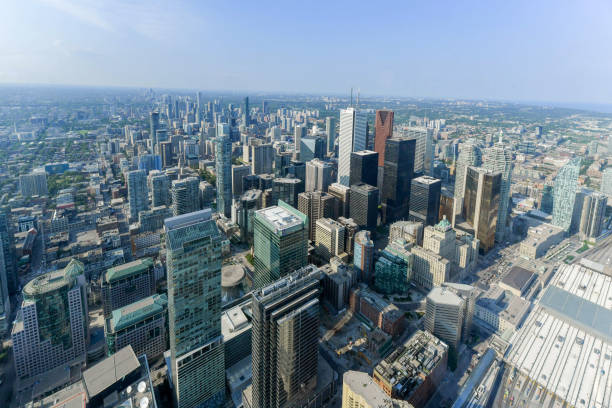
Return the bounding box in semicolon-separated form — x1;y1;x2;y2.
381;138;416;223
483;133;513;242
453;139;482;226
127;169;149;221
552;157;581;231
215;123;232;218
165;210;225;408
337;107;367;186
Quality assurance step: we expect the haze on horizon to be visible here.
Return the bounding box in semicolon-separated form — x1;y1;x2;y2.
1;0;612;106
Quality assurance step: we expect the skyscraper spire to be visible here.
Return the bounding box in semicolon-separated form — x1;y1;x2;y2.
499;129;504;144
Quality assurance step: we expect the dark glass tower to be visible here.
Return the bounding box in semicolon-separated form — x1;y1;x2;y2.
350;183;379;230
382;138;416;223
409;176;442;226
350;150;378;187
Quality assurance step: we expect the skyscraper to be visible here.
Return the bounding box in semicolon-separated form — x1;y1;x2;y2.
374;110;394;167
305;159;333;192
328;182;351;219
338;108;367;186
409;175;441;226
462;167;501;253
216;123;232;218
150;172;170;207
425;284;475;350
314;218;346;262
600;167;612;196
353;230;374;283
326;116;336;154
381;138;416;223
232;164;251;197
403;127;434;176
350;150;378;187
251;143;274;175
12;260;87;387
247;265;321;408
271;177;302;208
579;191;607;239
164;210;225;408
171;177;200;216
551;157;581;231
127;169;149;221
243;96;250;126
300;137;326;162
252;201;308;289
453;139;482;226
298;191;335;241
350;183;379;230
294;125;307;154
483;133;513;242
0;238;9;334
150;111;160;151
0;208;15;294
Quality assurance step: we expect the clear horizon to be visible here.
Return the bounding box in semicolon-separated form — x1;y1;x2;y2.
2;1;612;106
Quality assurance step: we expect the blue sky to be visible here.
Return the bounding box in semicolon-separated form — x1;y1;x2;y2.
1;0;612;104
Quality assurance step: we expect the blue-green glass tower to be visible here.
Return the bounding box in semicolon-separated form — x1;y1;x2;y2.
215;123;232;218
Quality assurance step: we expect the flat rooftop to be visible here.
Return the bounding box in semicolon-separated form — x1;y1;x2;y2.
82;346;140;398
427;286;464;307
505;263;612;408
255;205;303;233
501;266;535;292
412;175;440;185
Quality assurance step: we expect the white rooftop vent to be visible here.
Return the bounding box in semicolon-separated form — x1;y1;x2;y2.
137;381;147;393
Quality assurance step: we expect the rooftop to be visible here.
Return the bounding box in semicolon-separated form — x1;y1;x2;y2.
23;259;83;298
222;264;246;288
105;257;153;283
427;286;464;307
82;346;140;398
109;294;168;333
255;202;305;235
500;266;536;292
343;370;413;408
164;208;212;231
412;175;440;185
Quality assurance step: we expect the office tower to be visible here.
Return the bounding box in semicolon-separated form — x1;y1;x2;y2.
127;169;149;221
19;171;48;197
403;127;434;175
409;176;441;226
105;293;168;361
0;208;15;294
12;260;87;385
298;191;335;241
579;191;607;239
353;230;374;282
374;239;413;294
425;284;475;350
251;143;275;175
453;139;482;225
243;96;250;126
328;182;351;218
314;218;346;262
350;183;379;230
551;157;581;231
150;111;159;150
294;125;307;153
160;141;174;167
350;150;378;187
462;167;501;253
248;265;321;408
0;238;8;334
238;189;262;244
540;183;554;213
601;167;612;196
232;164;251;197
172;177;200;216
338;107;367;186
483;133;513;242
101;258;156;318
164;210;225;408
271;177;302;208
381;138;416;223
305;159;333;192
216;123;232;218
326;116;336;154
300;137;326;162
151;173;170;207
252;202;308;289
374;109;394;167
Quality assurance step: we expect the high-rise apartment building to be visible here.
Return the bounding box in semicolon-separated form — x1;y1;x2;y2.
374;110;394;167
232;164;251;197
353;230;374;283
127;169;149;221
216;123;232;218
551;157;581;231
350;183;379;230
297;191;335;241
579;191;607;239
150;111;160;149
251;143;275;175
0;208;15;294
453;139;482;226
600;167;612;196
19;171;48;197
409;176;441;226
381;138;416;223
150;172;170;207
326;116;336;154
171;177;200;216
294;125;307;154
350;150;378;187
252;202;308;289
305;159;333;192
483;134;513;242
0;239;8;334
247;265;321;408
338;108;367;186
164;210;225;408
12;260;88;387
